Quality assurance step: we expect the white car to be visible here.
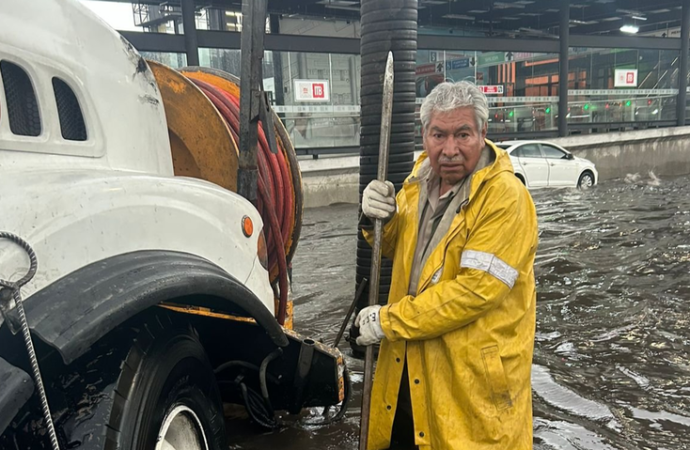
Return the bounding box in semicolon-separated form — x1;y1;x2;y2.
496;140;598;189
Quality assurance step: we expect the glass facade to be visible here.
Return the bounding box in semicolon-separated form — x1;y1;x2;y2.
131;36;687;151
184;45;690;149
567;48;679;127
414;50;561;136
140;51;187;69
197;49;361;149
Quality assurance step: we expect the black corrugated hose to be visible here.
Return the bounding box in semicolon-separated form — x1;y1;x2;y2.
351;0;418;354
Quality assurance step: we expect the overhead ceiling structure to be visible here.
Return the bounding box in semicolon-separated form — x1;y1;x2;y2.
119;0;685;38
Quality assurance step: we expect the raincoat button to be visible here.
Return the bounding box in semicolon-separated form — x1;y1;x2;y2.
419;432;425;438
396;358;401;363
414;379;420;384
387;405;392;410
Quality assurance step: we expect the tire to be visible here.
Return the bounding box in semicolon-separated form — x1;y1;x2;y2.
67;314;226;450
361;8;418;24
361;20;419;34
360;30;417;46
360;0;418;15
361;72;416;87
361;39;418;55
360;82;417;97
361;92;417;106
577;171;595;189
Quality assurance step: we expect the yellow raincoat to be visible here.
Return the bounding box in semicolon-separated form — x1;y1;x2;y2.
364;140;538;449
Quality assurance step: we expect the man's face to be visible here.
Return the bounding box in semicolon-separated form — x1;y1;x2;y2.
423;107;487;187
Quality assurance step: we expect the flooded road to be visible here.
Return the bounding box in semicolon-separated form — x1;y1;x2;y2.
230;174;690;449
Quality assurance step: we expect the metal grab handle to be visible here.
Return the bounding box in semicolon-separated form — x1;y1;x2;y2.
0;232;60;450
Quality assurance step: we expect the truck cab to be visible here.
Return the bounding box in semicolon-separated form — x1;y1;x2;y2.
0;1;345;449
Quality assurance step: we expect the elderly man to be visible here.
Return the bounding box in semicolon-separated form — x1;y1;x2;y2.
356;81;538;450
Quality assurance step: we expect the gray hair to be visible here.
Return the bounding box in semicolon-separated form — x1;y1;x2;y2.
420;81;489;132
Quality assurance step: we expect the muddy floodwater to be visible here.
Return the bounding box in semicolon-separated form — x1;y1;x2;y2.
229;174;690;450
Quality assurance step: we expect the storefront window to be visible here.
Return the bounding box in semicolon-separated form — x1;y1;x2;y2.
415;50;560;136
567;48;679;127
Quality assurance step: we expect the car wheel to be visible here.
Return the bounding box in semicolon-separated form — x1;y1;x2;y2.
577;171;595;189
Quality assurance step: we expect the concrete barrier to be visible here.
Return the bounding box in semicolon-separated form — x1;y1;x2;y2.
299;126;690;208
548;126;690;182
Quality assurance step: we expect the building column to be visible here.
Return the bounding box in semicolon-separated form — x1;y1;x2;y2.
269;14;286;111
677;0;690;127
558;0;570;137
181;0;199;66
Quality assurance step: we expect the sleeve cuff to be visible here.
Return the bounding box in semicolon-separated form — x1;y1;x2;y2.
379;302;399;342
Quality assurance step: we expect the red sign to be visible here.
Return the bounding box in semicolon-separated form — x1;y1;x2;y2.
415;63;438;75
480;85;504;95
312;83;325;99
626;72;635;84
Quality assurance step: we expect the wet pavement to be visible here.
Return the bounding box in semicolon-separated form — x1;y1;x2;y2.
230;173;690;449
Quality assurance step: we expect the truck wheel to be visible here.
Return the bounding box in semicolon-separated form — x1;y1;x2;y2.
1;313;227;450
112;315;227;450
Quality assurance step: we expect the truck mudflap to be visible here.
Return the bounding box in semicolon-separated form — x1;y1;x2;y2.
159;304;347;419
0;357;34;436
282;328;346;412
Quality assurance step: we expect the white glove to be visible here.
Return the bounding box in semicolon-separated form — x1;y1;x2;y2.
355;305;385;346
362;180;396;221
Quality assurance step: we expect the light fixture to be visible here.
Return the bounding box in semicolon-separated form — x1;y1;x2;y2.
631;15;647;21
616;8;644;16
442;14;475;20
620;24;639;34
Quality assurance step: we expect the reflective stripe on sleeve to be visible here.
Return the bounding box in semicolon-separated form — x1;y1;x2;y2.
460;250;518;289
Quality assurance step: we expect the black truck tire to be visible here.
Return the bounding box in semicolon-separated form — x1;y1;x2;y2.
111;315;227;450
3;313;228;450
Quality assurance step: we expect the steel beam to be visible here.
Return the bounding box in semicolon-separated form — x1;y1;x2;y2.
181;0;199;66
120;30;683;55
558;0;569;137
269;15;285;112
238;0;268;202
678;0;690;127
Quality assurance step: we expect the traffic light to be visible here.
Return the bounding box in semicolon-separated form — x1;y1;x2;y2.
626;100;632;107
647;99;653;106
508;110;514;118
605;103;610;109
545;107;551;114
583;103;590;111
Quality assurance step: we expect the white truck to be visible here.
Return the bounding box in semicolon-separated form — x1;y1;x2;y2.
0;1;345;449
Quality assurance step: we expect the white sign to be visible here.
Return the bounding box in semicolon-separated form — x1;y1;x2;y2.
614;69;638;88
293;79;330;102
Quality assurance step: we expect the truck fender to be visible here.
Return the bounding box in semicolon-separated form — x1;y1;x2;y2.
14;250;288;366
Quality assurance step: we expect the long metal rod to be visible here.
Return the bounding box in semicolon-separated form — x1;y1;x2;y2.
678;0;690;126
238;0;268;202
558;0;570;137
359;51;394;450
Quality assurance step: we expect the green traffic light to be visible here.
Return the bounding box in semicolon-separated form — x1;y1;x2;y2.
545;107;551;114
583;103;590;111
626;100;631;107
509;111;514;117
